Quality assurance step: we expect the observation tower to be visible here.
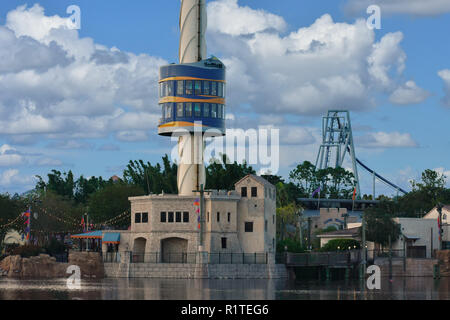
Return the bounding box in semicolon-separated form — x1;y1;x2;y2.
158;0;226;196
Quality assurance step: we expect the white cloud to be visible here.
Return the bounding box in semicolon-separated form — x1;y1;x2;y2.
345;0;450;16
0;4;165;144
0;144;24;167
207;0;287;36
116;131;149;142
35;157;63;167
0;169;34;189
356;131;418;148
389;80;430;105
207;1;423;115
438;69;450;107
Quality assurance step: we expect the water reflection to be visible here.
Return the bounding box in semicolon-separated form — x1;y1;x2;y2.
0;278;449;300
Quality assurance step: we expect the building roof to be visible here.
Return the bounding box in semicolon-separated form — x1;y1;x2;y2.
316;227;360;238
103;232;121;244
71;231;103;239
234;174;274;188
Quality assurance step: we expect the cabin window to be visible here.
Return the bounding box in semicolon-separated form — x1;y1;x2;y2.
211;81;217;96
168;212;174;223
245;222;253;233
211;104;217;118
160;212;166;223
195;81;202;95
203;81;210;95
177;103;184;117
186;80;193;95
228;212;231;223
241;187;247;197
204;103;210;117
183;212;189;223
177;80;184;95
135;213;141;223
165;104;172;119
141;212;148;223
185;103;192;117
194;103;201;117
217;105;223;119
176;212;182;223
167;81;174;96
217;212;220;222
265;220;268;232
218;82;223;97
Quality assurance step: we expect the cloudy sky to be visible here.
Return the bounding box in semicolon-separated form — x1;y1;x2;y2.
0;0;449;196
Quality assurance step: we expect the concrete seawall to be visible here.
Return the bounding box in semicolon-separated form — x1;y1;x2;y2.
104;263;288;279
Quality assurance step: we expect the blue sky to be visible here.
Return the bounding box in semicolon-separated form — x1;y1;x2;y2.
0;0;449;196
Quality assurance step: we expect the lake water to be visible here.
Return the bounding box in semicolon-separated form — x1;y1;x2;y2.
0;277;449;300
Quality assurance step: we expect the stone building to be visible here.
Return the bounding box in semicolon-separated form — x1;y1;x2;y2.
91;174;277;263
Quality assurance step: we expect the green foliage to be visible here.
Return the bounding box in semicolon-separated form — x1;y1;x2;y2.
206;154;256;190
123;155;177;195
289;161;356;199
321;239;360;252
363;201;401;246
315;225;339;235
276;203;299;241
88;183;145;228
277;238;305;253
11;245;43;258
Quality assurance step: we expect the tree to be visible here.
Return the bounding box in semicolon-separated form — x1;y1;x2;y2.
88;183;145;228
363;201;401;247
206;154;256;190
276;203;299;241
0;194;25;247
123;155;177;195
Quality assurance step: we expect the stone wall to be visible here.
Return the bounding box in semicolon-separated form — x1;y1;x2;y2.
104;262;287;279
435;250;450;276
375;258;438;277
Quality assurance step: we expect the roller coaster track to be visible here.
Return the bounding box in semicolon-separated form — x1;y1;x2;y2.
354;151;408;195
316;110;408;198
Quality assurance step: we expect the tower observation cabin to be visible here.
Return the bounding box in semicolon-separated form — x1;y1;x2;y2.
158;58;226;136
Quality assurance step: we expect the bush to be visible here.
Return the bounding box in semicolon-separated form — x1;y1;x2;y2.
277;238;305;253
11;245;44;258
321;239;360;252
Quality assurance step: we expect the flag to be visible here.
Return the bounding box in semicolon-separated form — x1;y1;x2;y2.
352;187;357;201
311;187;321;197
194;201;200;206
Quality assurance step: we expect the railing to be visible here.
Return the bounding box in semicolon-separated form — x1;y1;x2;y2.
276;250;361;266
209;253;268;264
122;252;269;264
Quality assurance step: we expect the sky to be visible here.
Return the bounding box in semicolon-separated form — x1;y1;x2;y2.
0;0;449;196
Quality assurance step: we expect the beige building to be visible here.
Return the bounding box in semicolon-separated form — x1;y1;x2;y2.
423;205;450;249
100;174;277;263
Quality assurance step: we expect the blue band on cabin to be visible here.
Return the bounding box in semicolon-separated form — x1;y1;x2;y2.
158;57;226;136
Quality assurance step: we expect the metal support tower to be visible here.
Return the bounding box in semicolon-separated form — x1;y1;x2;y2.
315;110;361;199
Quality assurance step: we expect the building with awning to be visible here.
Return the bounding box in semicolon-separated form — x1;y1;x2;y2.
71;231;121;252
71;231;103;239
103;233;120;245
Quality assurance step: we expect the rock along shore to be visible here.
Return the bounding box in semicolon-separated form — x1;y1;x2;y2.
0;252;104;279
